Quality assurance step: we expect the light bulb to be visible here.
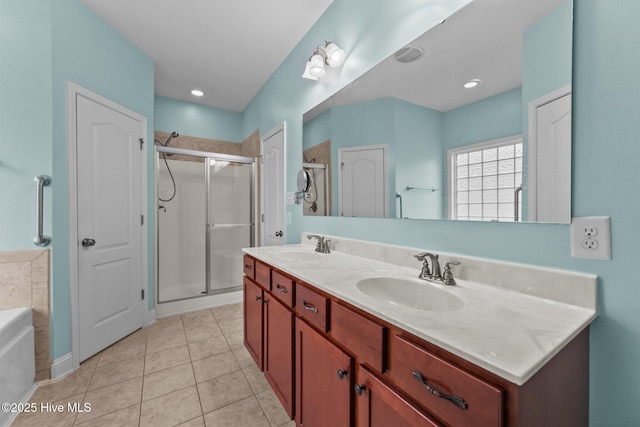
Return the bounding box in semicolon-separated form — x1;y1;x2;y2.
308;54;326;78
324;42;345;68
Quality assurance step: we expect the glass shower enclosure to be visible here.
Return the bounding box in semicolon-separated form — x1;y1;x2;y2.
156;147;255;304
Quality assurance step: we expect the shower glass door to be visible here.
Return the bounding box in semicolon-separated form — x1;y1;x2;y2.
207;157;254;294
157;153;207;302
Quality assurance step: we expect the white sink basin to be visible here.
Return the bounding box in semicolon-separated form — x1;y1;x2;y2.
356;277;464;311
273;250;325;263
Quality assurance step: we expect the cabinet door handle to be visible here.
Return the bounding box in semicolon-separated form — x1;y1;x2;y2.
255;296;267;305
337;369;348;380
412;370;468;410
354;384;366;395
245;264;253;270
302;301;318;313
275;284;288;294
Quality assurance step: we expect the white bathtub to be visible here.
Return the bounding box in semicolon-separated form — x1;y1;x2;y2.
0;308;36;427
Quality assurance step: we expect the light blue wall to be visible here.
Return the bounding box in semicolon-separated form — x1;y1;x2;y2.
0;0;52;250
50;0;154;359
155;95;242;142
244;0;640;424
394;99;444;219
0;0;155;360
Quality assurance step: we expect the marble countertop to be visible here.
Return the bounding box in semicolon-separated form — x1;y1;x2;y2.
244;243;597;385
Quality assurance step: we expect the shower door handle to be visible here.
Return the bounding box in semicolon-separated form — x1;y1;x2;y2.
82;238;96;247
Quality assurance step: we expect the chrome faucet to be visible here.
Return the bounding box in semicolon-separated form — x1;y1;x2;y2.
307;234;331;253
414;253;460;285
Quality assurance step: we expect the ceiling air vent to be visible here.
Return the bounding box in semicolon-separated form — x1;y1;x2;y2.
394;46;423;63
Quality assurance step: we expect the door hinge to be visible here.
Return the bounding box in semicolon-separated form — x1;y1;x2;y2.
141;289;145;300
141;215;144;226
139;138;145;150
261;214;264;222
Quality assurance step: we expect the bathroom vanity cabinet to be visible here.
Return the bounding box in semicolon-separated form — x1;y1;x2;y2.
243;253;590;427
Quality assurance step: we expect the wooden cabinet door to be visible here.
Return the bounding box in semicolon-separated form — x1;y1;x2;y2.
264;296;294;418
356;367;442;427
244;277;264;370
296;318;353;427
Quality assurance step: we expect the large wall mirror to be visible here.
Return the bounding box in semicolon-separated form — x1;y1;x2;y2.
302;0;572;223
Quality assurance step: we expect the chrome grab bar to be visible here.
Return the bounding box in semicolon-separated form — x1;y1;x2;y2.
396;192;403;219
514;185;522;222
34;175;52;247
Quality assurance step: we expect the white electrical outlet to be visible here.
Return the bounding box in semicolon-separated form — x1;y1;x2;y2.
570;216;611;260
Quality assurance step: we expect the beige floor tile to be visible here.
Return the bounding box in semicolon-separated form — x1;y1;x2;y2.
12;393;83;427
197;370;253;414
256;388;292;426
78;353;101;373
183;315;217;331
74;404;140;427
98;341;146;367
147;316;184;338
192;351;240;383
177;416;205;426
143;362;195;401
182;308;216;320
242;364;271;394
202;396;270;427
188;335;231;361
145;344;190;374
211;303;243;322
30;368;93;404
75;377;143;424
279;420;296;427
232;345;257;369
224;330;245;350
89;356;144;391
217;318;243;335
139;385;202;427
185;323;223;343
146;330;187;354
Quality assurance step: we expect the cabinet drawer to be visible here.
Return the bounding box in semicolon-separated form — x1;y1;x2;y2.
295;283;328;332
271;270;294;307
330;302;385;373
243;255;255;280
388;335;503;427
255;260;271;290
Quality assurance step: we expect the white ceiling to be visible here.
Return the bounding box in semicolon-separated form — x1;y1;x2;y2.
305;0;566;119
81;0;333;112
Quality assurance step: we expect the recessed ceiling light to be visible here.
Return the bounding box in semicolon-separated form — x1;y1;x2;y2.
190;89;204;97
463;79;480;89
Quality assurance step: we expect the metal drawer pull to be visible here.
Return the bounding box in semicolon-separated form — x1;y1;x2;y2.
275;284;288;293
245;264;253;270
412;370;468;410
337;369;348;380
302;301;318;313
354;384;366;396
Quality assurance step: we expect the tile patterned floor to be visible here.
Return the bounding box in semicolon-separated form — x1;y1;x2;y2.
13;303;294;427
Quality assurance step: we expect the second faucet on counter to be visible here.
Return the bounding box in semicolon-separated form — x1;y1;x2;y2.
414;252;460;286
308;234;331;253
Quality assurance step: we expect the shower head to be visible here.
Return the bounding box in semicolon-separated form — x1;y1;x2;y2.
165;131;179;146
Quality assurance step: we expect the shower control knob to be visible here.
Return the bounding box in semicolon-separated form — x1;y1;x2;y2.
81;238;96;247
275;231;283;237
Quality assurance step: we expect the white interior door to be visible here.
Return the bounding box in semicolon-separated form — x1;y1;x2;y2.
528;89;572;223
76;93;145;361
261;123;286;246
339;145;387;217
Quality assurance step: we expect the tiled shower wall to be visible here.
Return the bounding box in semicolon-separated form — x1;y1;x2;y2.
0;249;51;381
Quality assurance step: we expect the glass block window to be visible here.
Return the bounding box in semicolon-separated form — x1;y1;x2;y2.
448;136;523;221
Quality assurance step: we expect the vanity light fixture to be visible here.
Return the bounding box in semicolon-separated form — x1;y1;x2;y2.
302;41;346;81
463;79;481;89
190;89;205;97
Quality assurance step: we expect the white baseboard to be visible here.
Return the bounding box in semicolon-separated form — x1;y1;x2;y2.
50;353;74;380
146;309;156;326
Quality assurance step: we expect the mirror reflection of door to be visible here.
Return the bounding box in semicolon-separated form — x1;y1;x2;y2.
339;145;387;217
528;88;572;223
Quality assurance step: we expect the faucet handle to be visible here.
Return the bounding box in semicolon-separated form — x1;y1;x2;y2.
414;253;432;279
442;261;460;286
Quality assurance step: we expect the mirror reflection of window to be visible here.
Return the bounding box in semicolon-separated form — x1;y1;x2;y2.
448;136;523;222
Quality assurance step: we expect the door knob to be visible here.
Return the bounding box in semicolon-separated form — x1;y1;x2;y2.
275;231;283;237
81;238;96;247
